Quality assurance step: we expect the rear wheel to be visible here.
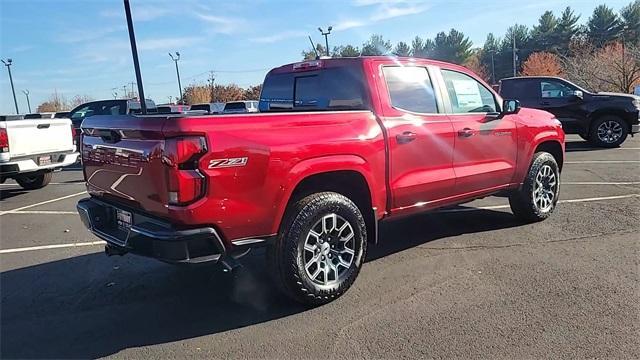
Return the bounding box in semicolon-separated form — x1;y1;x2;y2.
509;152;560;222
589;116;628;147
267;192;367;305
16;172;52;190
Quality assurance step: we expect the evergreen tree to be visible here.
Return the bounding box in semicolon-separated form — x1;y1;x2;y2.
587;4;622;47
361;34;392;55
393;41;411;56
553;7;581;54
531;11;558;52
621;0;640;45
430;29;473;64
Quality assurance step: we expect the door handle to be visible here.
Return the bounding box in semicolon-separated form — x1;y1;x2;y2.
396;131;417;144
540;101;550;105
457;128;474;138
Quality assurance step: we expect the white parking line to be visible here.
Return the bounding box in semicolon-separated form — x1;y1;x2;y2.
6;210;78;215
568;147;640;151
0;241;106;254
0;191;87;216
0;182;84;186
565;160;640;164
563;182;640;185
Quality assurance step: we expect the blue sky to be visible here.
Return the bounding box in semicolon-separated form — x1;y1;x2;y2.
0;0;630;113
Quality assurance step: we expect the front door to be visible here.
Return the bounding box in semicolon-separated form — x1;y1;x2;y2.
379;65;457;213
439;69;518;195
537;79;585;134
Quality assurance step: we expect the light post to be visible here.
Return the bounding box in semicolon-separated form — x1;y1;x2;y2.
1;59;19;114
169;52;183;104
22;89;31;113
318;26;332;57
512;35;517;77
123;0;147;113
622;25;629;92
489;50;496;85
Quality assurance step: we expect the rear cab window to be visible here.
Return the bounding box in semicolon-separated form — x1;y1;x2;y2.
260;61;370;112
382;66;438;114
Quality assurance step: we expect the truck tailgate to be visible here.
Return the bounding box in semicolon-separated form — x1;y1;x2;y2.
81;115;170;215
5;119;74;157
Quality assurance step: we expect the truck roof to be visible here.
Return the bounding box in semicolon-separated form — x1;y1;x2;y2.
268;56;471;74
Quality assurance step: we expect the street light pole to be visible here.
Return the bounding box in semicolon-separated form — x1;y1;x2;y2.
123;0;147;114
1;59;19;114
169;52;183;104
622;25;628;92
512;35;517;77
318;26;332;57
490;51;496;85
22;89;31;113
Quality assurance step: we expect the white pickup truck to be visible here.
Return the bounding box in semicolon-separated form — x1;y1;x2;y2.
0;114;78;189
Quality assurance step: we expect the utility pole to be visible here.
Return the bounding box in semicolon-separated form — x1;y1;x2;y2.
129;81;137;98
512;35;517;77
318;26;332;57
168;95;173;104
122;85;128;99
490;51;496;85
208;70;215;102
123;0;147;114
111;87;118;99
622;25;628;92
169;52;183;104
1;59;19;114
22;89;31;113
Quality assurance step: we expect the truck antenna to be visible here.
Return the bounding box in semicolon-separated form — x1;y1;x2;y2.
308;36;320;60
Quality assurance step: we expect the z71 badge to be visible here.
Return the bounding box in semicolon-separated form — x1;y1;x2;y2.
208;157;248;169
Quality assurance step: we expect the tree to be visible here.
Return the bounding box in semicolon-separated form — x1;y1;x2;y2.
621;0;640;46
481;33;501;83
69;95;93;108
430;29;473;64
463;50;490;82
530;11;558;52
183;83;211;105
302;43;326;60
411;36;433;58
393;41;411;56
521;52;563;76
361;34;392;56
244;84;262;100
587;4;622;47
332;44;360;57
562;41;640;93
36;91;68;112
502;24;531;76
553;7;581;54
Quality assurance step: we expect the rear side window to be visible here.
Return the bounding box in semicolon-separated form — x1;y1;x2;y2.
382;66;438;114
441;70;496;113
540;80;576;98
224;102;247;111
260;65;368;112
501;79;537;101
190;104;210;112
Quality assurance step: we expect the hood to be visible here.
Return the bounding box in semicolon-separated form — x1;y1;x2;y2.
595;92;640;101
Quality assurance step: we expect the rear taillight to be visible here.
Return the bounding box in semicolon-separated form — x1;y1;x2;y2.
0;128;8;153
70;125;77;146
163;136;207;206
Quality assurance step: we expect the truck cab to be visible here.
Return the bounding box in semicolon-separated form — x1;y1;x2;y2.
499;76;640;147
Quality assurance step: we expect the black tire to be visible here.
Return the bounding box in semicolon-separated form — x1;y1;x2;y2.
16;172;52;190
578;133;590;141
267;192;367;305
509;152;560;223
588;116;628;148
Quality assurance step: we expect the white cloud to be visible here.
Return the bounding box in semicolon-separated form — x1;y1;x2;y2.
100;5;171;22
55;25;125;44
334;20;367;31
370;3;429;21
196;14;246;35
138;37;203;51
250;31;307;43
354;0;411;6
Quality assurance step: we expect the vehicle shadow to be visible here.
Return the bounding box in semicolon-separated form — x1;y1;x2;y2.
0;188;28;201
564;141;605;152
1;207;519;359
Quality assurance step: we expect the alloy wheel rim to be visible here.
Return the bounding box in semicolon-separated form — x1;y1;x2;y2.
303;213;356;286
533;164;557;212
597;121;623;144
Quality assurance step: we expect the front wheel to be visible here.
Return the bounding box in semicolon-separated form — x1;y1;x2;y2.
16;172;52;190
509;152;560;222
267;192;367;305
589;116;628;147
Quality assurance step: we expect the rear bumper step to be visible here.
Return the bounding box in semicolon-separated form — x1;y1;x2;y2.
77;197;227;264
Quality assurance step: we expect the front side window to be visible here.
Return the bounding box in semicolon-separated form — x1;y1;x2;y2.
382;66;438;114
441;70;496;113
540;80;575;98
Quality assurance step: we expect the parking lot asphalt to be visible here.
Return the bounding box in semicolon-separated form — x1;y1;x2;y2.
1;135;639;359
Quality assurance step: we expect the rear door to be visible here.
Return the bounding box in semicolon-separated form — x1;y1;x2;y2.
376;64;456;213
438;68;518;195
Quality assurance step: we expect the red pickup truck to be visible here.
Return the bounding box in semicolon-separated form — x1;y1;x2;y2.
77;57;565;305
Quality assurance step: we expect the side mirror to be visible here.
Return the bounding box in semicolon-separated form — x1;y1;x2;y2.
502;99;521;115
570;90;583;101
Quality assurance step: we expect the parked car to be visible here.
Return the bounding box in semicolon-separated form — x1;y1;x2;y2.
499;76;640;147
223;100;258;113
77;57;565;305
0;114;78;189
156;104;190;114
189;102;226;114
68;99;157;144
